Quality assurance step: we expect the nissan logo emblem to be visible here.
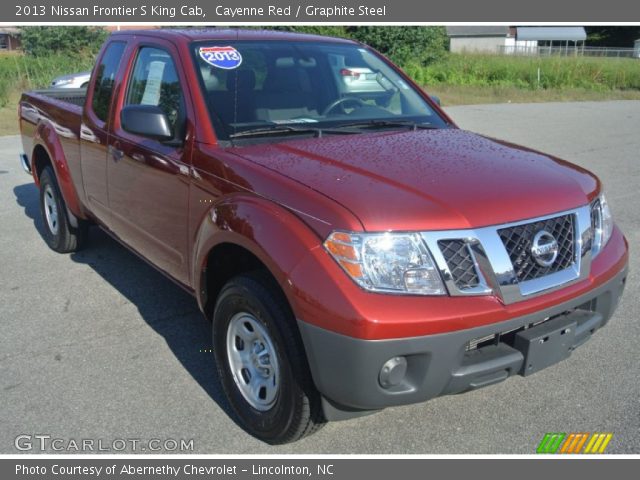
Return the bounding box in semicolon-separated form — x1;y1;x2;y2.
531;230;559;267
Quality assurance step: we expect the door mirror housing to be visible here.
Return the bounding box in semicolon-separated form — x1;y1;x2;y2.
430;95;441;106
121;105;173;141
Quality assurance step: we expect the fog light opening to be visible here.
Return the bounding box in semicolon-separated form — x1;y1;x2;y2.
379;356;408;389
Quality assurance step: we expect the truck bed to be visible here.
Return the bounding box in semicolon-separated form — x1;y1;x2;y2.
27;88;87;108
19;88;86;189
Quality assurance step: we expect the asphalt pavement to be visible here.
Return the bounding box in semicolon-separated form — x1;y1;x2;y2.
0;101;638;454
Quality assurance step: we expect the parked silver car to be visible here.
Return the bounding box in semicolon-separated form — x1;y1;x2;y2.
328;53;386;94
50;71;91;89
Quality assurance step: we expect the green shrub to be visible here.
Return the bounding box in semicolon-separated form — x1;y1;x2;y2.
266;26;449;67
20;27;107;57
348;26;449;66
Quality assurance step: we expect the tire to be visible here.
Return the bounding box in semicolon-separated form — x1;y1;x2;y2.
39;166;87;253
212;271;325;444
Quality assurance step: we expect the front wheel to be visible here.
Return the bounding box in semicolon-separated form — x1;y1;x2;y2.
212;272;324;444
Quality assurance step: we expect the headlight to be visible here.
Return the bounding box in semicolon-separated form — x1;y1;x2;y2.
591;193;613;257
324;231;446;295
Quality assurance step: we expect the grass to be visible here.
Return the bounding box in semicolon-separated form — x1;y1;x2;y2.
1;52;639;135
428;85;640;106
0;52;94;106
406;54;640;91
410;53;640;106
0;104;19;136
0;52;95;136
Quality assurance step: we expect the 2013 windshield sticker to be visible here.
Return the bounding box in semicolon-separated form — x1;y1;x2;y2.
199;46;242;70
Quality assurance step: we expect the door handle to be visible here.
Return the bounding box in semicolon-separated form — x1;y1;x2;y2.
109;143;124;162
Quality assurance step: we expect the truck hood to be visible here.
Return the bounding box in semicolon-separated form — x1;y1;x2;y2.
231;129;599;231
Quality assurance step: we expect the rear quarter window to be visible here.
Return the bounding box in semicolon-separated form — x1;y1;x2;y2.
91;41;127;122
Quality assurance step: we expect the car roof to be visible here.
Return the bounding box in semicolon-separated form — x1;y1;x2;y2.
110;28;358;45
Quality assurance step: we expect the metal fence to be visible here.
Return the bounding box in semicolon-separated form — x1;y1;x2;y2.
498;45;639;58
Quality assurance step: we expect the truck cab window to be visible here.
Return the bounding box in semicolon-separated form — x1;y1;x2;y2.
193;41;447;140
91;41;126;122
125;47;185;142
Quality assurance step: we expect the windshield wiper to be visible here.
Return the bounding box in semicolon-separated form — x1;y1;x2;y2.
229;125;359;139
336;120;441;131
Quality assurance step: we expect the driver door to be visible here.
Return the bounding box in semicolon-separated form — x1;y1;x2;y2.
107;41;192;286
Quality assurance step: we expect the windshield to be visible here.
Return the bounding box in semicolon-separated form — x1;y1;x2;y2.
192;40;448;140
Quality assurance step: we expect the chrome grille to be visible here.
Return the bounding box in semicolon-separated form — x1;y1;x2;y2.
421;206;590;304
438;240;480;289
498;214;575;282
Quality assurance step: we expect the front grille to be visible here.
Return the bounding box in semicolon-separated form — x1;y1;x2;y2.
438;240;480;289
498;214;575;282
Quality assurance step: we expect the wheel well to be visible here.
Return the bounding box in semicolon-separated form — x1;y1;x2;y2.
32;144;52;181
203;243;284;319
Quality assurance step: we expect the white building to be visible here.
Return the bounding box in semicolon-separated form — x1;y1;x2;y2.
446;26;586;55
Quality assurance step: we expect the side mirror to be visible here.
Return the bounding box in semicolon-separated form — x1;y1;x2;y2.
430;95;441;106
121;105;172;141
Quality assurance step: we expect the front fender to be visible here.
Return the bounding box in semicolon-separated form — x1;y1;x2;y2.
34;121;83;218
192;193;323;316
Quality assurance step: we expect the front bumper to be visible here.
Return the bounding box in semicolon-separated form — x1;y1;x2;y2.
298;264;627;420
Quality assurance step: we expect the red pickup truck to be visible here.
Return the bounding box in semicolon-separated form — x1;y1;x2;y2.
19;29;628;444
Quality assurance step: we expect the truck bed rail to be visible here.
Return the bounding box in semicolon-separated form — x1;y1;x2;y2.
29;88;87;108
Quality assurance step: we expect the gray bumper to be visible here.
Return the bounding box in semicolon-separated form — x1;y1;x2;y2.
297;266;627;420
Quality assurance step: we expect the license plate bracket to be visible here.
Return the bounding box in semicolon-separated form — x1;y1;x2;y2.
513;316;577;376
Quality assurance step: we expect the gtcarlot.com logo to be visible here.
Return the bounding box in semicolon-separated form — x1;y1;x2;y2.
536;432;613;454
14;435;194;452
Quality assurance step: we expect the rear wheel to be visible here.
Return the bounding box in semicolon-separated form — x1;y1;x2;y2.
212;271;324;444
39;166;87;253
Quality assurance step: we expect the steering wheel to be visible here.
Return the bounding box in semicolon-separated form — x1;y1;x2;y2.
322;97;368;116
